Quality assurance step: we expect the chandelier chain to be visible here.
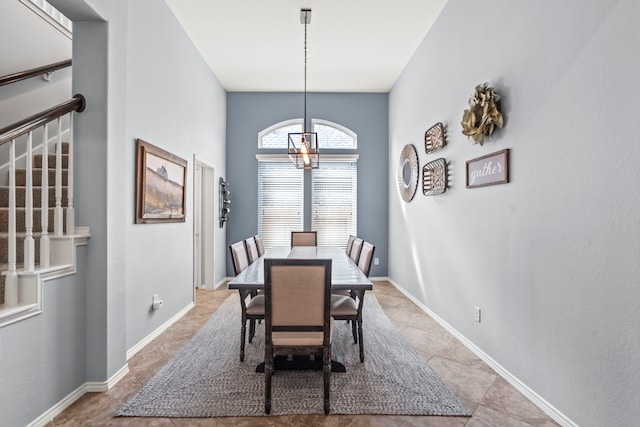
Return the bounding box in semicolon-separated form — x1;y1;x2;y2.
303;13;308;131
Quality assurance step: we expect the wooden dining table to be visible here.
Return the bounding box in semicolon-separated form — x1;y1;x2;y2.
228;246;373;372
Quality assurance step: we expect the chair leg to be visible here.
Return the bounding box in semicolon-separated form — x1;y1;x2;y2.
240;318;247;362
358;318;364;362
265;356;273;414
323;349;331;415
248;319;256;343
351;318;358;344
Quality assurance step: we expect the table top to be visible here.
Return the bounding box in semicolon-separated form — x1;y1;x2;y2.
227;246;373;292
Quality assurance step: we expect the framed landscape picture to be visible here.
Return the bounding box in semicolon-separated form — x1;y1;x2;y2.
135;138;187;223
466;149;509;189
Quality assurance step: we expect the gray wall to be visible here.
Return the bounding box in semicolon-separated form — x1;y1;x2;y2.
1;0;227;425
226;92;388;277
388;1;640;426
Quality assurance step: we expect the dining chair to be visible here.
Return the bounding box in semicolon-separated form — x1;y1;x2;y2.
229;241;264;361
349;237;363;263
254;234;265;257
345;234;356;255
263;258;333;415
334;234;359;298
330;290;366;363
245;237;260;264
291;231;318;247
357;241;376;277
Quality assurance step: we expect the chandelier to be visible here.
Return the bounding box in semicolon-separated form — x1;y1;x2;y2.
288;8;319;169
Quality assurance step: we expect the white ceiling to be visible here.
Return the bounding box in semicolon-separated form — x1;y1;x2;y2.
164;0;448;93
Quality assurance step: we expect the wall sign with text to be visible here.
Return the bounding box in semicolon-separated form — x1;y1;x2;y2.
465;149;509;189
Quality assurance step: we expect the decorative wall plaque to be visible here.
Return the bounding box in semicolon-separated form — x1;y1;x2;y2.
422;158;448;196
466;149;509;188
397;144;419;202
424;122;446;153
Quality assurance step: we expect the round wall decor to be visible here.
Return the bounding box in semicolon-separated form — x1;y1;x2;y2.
397;144;419;202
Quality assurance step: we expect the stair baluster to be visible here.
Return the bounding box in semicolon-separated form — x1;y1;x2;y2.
40;122;50;268
24;132;35;270
5;139;19;306
65;114;74;234
54;118;63;236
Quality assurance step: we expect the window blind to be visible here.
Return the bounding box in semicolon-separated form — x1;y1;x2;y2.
258;160;304;250
311;161;357;248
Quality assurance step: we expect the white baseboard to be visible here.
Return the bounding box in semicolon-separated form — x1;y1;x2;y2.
126;302;195;360
386;277;577;427
215;277;230;289
85;364;129;392
27;364;129;427
29;299;194;427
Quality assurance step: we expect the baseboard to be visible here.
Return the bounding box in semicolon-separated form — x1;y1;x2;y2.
26;364;129;427
85;364;129;392
214;277;230;289
386;277;577;427
28;299;193;426
126;301;195;360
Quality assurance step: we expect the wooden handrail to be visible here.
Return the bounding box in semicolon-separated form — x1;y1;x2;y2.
0;94;86;146
0;59;72;87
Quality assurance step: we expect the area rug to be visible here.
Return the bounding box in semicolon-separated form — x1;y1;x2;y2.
116;293;470;417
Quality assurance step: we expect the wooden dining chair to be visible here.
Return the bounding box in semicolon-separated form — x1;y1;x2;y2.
357;241;376;277
345;234;356;255
330;290;366;363
291;231;318;247
349;237;363;263
229;241;264;361
263;258;333;415
254;234;265;257
245;237;260;264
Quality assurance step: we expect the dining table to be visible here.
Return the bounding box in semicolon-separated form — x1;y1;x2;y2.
228;245;373;372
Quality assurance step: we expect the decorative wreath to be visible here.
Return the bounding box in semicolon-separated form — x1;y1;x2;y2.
461;83;504;145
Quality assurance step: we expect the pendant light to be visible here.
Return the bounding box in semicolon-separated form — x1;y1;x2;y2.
288;8;319;169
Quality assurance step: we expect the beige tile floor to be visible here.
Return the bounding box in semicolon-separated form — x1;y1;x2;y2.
48;281;560;427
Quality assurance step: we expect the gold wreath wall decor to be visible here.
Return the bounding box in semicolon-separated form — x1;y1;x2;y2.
461;83;504;145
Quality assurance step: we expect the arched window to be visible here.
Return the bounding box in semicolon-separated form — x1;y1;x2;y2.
258;119;303;149
258;119;357;150
312;119;357;149
257;119;358;249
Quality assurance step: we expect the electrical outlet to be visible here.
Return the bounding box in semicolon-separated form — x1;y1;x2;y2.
474;306;481;323
374;257;379;265
152;294;163;311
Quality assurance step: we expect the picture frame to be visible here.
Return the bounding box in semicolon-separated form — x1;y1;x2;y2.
135;138;187;223
466;148;509;189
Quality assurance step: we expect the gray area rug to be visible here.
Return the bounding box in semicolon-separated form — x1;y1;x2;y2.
117;293;470;417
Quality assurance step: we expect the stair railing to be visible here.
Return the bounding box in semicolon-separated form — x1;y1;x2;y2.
0;94;85;307
0;59;71;87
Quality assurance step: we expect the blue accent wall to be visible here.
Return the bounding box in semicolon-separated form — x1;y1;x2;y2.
226;92;389;276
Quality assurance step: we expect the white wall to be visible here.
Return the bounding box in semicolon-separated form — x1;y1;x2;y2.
388;1;639;426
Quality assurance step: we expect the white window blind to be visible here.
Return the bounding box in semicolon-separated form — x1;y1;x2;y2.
311;160;357;248
258;160;304;250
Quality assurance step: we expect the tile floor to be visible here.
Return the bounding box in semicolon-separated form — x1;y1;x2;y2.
48;281;560;426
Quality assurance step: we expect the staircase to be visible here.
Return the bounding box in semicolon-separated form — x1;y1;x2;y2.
0;143;69;305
